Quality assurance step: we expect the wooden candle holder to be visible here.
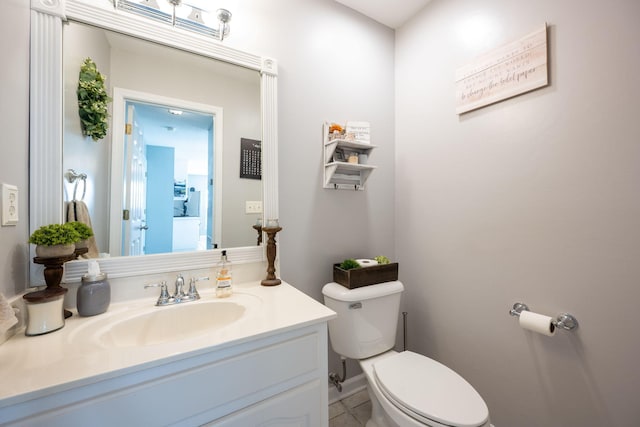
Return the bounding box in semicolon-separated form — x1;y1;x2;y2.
252;224;263;246
27;247;89;318
261;226;282;286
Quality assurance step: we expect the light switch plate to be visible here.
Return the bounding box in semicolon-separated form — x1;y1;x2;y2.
245;200;263;214
2;184;19;226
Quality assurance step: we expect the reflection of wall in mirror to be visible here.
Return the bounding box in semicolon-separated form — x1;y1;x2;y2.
110;36;261;250
63;21;262;254
63;22;111;255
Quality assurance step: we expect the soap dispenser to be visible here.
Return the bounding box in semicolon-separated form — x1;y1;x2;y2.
77;260;110;316
215;250;233;298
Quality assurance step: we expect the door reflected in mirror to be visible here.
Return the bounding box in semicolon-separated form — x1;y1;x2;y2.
117;99;219;257
62;20;262;258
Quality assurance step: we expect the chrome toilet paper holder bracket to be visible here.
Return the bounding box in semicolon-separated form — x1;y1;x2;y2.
509;302;579;331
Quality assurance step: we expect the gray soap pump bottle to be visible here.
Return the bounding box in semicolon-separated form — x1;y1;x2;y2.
77;260;111;316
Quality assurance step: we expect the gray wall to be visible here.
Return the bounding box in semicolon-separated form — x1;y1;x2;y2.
0;0;29;296
228;0;397;290
227;0;397;375
396;0;640;426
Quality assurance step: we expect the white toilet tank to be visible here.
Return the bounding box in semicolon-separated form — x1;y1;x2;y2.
322;281;404;360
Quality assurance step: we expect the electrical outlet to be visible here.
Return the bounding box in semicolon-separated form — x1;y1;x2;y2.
245;201;263;214
1;184;18;226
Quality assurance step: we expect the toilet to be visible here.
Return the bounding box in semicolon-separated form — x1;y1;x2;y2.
322;281;491;427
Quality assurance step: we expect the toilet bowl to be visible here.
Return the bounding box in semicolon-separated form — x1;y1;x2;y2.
322;281;491;427
360;351;490;427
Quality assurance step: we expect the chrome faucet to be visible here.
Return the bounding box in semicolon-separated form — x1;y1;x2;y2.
174;274;186;302
144;281;172;306
187;276;210;301
145;275;209;306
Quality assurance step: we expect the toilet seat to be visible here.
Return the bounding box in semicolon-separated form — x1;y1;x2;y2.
373;351;489;427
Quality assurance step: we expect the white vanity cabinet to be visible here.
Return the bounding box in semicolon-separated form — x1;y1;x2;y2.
0;283;336;427
323;122;377;190
1;323;328;426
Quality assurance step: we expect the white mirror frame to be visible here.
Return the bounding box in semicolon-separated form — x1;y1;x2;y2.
30;0;278;283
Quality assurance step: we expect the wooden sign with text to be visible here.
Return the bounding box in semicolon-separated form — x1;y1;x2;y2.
455;24;548;114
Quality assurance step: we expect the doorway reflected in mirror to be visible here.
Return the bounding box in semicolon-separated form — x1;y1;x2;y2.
119;100;215;256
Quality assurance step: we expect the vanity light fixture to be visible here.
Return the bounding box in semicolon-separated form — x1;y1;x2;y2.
141;0;160;8
187;6;204;24
115;0;232;41
215;8;232;41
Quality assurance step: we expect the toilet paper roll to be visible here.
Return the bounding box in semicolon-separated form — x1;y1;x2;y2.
519;310;556;336
356;259;378;267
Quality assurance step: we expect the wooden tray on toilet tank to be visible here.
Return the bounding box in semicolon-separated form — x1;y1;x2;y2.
333;263;399;289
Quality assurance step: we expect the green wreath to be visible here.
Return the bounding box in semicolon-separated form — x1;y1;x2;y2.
77;58;111;142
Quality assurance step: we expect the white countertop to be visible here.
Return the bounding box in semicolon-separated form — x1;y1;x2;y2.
0;281;335;408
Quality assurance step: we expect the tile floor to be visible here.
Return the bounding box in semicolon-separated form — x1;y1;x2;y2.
329;389;372;427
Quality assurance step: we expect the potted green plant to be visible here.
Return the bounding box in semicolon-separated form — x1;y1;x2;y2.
67;221;94;250
29;223;81;258
339;259;360;270
77;58;111;141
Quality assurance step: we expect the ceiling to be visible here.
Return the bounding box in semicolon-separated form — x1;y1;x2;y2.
133;102;212;140
334;0;432;29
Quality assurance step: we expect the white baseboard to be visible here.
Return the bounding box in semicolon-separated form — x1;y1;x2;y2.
328;373;367;404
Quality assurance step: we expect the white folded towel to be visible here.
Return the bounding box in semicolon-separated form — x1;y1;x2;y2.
0;293;18;334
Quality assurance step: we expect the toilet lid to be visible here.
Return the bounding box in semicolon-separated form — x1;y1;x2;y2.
373;352;489;427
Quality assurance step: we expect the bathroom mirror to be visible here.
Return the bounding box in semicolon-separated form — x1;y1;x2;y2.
63;21;261;256
30;0;278;284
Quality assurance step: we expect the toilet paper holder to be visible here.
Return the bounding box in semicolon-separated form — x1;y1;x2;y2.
509;302;579;331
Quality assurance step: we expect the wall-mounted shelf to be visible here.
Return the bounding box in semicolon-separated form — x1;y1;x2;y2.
323;122;376;190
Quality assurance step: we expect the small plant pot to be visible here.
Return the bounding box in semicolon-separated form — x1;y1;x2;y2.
35;243;76;258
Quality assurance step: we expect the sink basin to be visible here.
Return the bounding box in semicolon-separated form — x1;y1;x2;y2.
97;301;246;347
